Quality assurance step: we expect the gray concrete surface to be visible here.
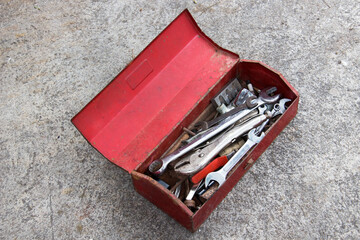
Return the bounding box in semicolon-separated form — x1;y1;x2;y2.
1;0;359;239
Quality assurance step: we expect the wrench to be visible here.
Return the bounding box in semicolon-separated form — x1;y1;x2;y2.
185;180;204;201
204;128;265;188
248;86;280;106
252;98;291;135
148;88;281;176
204;98;291;187
234;88;256;106
195;87;279;131
268;98;291;118
173;105;268;175
184;180;204;209
173;184;181;198
194;96;257;131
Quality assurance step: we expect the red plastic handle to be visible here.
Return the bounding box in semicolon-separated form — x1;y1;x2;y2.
191;156;228;184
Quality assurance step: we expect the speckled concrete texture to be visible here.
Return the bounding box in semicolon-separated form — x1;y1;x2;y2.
1;0;359;239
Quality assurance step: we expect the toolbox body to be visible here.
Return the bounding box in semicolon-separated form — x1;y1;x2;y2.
72;9;299;232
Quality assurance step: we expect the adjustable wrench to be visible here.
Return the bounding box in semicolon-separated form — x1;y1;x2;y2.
204;98;291;187
148;88;281;176
173;105;268;175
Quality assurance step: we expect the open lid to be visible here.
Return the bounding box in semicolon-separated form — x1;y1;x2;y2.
72;9;239;173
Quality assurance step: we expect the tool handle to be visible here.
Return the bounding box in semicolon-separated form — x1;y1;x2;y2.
221;140;254;174
191;156;228;184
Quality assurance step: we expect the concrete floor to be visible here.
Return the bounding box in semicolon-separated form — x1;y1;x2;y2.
1;0;359;239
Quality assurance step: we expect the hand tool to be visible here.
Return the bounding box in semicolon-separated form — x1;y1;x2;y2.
173;105;268;175
252;98;290;137
184;180;204;209
233;88;255;107
268;98;291;118
211;78;242;108
190;156;229;184
219;139;245;157
148;88;280;176
162;133;190;157
183;127;196;136
173;184;181;198
185;180;203;201
169;177;186;197
194;96;258;131
194;86;280;132
246;86;280;106
216;103;234;114
204;98;291;187
204;128;265;188
245;80;255;95
194;121;268;197
199;181;218;200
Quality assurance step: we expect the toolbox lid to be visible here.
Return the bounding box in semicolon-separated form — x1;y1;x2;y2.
72;9;239;173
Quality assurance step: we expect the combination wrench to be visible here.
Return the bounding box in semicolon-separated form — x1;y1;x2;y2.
194;87;277;131
194;96;257;131
204;128;265;188
173;105;268;175
148;88;281;176
204;98;291;187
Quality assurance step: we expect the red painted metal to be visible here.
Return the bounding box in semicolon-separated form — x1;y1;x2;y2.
72;9;299;232
192;62;299;231
131;60;299;232
72;9;238;173
131;171;193;229
191;156;228;184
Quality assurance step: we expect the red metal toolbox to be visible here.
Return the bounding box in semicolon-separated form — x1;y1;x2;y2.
72;9;299;232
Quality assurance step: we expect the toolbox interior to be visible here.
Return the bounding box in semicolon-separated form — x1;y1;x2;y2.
132;60;298;231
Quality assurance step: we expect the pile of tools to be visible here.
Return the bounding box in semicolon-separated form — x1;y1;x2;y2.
147;78;291;211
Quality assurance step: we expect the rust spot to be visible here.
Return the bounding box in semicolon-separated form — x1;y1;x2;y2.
131;172;141;180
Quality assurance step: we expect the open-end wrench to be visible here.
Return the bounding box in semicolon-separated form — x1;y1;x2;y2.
248;86;280;106
234;88;256;106
190;154;233;184
184;180;204;209
204;98;291;187
192;120;266;190
194;96;257;131
185;180;203;201
173;105;268;175
268;98;291;118
195;87;279;131
204;128;265;188
252;98;291;136
148;88;281;176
